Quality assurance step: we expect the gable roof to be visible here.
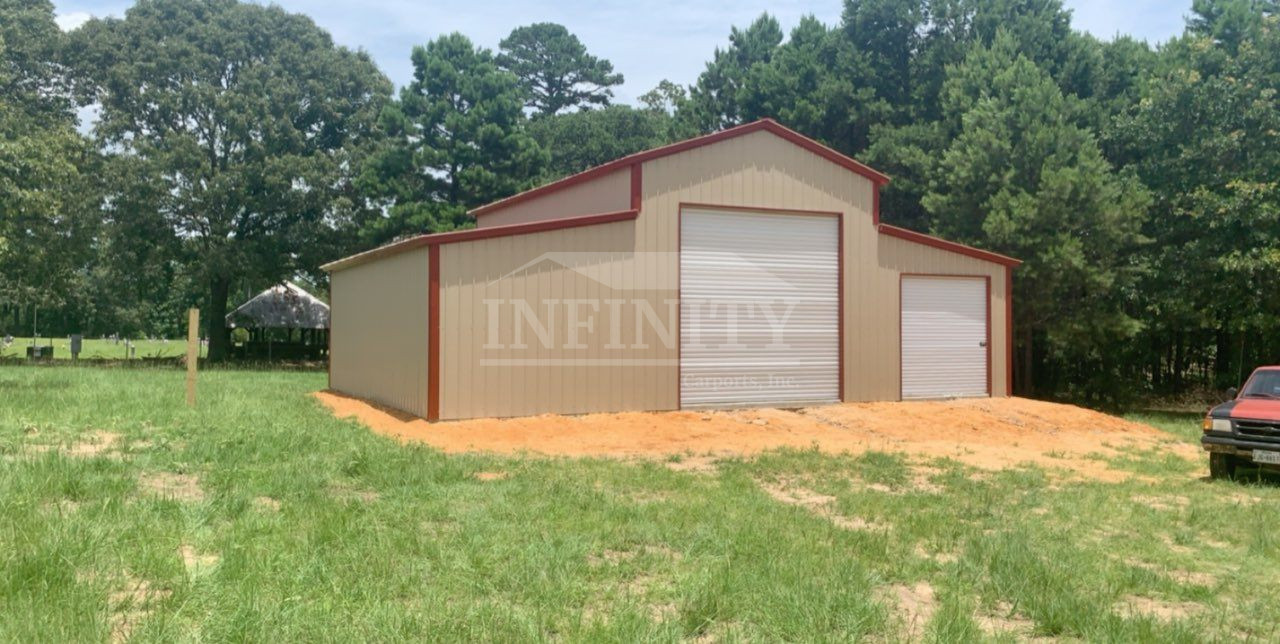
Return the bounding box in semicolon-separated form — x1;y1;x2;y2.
226;281;331;329
469;118;891;217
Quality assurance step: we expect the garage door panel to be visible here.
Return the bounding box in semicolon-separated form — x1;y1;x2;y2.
681;209;840;407
901;276;988;399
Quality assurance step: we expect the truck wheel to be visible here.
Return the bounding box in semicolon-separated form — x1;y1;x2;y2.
1209;452;1238;480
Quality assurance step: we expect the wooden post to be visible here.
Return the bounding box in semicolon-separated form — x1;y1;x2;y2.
185;308;199;407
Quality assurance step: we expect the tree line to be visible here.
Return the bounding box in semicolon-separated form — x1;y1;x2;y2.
2;0;1279;403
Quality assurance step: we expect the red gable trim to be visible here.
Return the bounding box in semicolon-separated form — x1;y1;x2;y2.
469;118;891;217
877;223;1022;268
321;209;639;272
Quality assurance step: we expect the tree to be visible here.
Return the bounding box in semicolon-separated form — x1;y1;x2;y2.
526;105;677;178
684;13;783;131
1109;22;1280;388
1188;0;1279;52
923;33;1150;399
737;15;889;154
497;23;623;116
360;33;544;244
0;0;95;322
73;0;391;360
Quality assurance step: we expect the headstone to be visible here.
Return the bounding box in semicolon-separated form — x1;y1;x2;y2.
70;334;83;360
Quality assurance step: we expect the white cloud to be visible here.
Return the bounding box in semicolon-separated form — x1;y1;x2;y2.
55;11;93;32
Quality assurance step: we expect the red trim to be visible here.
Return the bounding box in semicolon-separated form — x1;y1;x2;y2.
427;245;440;422
630;163;642;210
676;203;844;408
878;223;1022;268
322;209;639;272
898;274;994;399
1005;266;1014;397
470;119;890;217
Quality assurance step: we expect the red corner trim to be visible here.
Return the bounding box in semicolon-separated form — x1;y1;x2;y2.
877;223;1022;268
427;245;440;421
322;209;639;272
469;118;890;217
1005;266;1015;397
630;163;642;210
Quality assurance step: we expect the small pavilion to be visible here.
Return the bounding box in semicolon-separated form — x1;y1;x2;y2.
225;282;329;360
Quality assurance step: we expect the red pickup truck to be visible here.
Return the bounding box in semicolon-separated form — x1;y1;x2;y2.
1202;366;1280;479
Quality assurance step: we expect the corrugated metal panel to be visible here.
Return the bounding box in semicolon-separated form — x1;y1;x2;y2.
901;276;988;399
680;209;839;406
329;247;430;417
438;219;667;420
475;168;631;228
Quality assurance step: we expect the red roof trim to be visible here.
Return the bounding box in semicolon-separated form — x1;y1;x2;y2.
877;223;1022;268
469;118;891;217
321;209;639;272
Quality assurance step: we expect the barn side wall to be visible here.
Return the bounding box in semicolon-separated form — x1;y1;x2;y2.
329;247;431;417
474;168;631;229
437;218;668;420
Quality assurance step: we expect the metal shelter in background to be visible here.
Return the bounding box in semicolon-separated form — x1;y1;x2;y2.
225;282;329;361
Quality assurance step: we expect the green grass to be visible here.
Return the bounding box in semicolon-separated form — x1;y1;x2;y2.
1;337;203;361
2;366;1279;641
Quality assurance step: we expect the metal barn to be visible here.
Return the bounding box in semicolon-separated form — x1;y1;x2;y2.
323;120;1020;421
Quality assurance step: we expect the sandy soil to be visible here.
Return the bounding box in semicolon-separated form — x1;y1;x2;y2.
313;392;1198;480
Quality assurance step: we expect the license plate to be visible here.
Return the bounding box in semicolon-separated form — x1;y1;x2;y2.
1253;450;1280;465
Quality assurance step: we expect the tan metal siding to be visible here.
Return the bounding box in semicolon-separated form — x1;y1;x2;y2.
437;218;674;420
640;129;1009;402
329;247;431;417
416;127;1009;421
876;235;1010;397
474;168;631;228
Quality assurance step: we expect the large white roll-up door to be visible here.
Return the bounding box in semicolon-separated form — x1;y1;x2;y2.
901;276;989;399
680;208;839;407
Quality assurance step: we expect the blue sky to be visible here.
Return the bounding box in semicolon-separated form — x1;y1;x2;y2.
54;0;1191;104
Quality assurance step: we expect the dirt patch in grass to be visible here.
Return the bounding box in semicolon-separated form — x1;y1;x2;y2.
1115;594;1202;621
138;472;205;502
473;471;508;481
758;478;889;531
179;544;220;577
80;570;172;643
663;454;721;474
976;601;1038;638
66;431;123;458
316;392;1193;481
881;582;937;640
329;481;380;503
252;496;281;513
1132;494;1191;511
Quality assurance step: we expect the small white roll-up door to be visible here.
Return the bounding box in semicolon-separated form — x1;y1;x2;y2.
680;208;839;407
901;276;989;399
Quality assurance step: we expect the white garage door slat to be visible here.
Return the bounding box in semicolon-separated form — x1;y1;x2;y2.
680;209;839;407
901;276;988;399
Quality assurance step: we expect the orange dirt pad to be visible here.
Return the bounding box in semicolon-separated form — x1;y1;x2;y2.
313;391;1198;480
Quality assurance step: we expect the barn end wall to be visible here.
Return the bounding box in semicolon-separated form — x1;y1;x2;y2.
329;246;431;417
435;128;1011;419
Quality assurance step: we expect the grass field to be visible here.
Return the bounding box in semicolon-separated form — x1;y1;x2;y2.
0;337;203;361
2;366;1278;641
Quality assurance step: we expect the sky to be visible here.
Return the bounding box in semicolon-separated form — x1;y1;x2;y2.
53;0;1191;105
